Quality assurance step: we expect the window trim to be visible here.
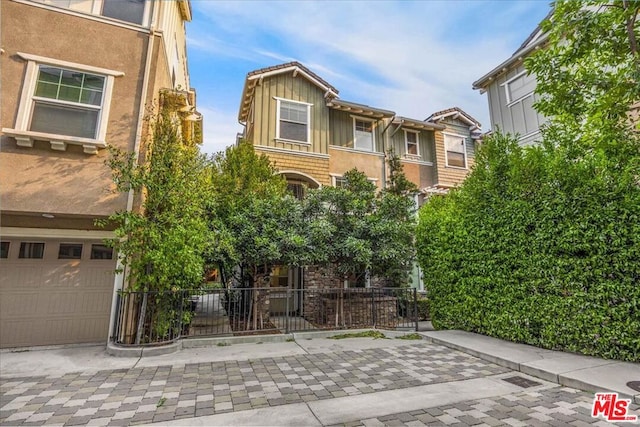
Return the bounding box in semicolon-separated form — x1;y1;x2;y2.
330;173;378;188
404;129;420;157
443;132;468;169
352;116;376;152
274;97;312;144
502;70;535;106
2;53;123;154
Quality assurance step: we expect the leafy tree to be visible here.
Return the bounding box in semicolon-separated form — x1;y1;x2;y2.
208;141;310;289
372;152;419;286
303;155;418;288
416;1;640;361
104;96;212;292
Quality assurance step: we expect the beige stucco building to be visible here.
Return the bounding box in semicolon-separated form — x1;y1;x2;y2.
0;0;199;348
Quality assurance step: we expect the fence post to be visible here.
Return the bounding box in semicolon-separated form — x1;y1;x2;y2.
111;292;122;343
135;292;147;345
371;288;376;328
285;288;291;334
413;288;418;331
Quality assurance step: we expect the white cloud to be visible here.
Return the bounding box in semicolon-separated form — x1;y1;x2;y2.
189;0;551;145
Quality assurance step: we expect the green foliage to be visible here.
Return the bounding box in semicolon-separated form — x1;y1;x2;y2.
417;130;640;361
102;106;212;291
416;295;430;321
303;154;417;287
417;0;640;362
208;141;310;288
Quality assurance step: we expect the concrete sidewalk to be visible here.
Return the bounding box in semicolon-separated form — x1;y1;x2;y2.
1;329;638;426
419;330;640;405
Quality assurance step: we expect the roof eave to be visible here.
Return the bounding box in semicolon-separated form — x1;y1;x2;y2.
472;33;549;90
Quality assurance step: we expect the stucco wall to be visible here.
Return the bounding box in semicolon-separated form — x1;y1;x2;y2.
0;1;162;218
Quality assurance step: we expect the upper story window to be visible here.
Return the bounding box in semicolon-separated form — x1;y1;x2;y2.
504;72;536;105
32;66;105;139
276;98;311;143
404;130;419;156
33;0;148;26
444;134;467;168
2;53;123;154
353;118;374;152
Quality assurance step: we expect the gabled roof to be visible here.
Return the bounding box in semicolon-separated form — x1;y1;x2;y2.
239;62;339;123
425;107;481;129
472;9;553;91
326;99;395;119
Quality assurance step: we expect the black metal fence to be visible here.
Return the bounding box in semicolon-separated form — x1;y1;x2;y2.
112;287;417;346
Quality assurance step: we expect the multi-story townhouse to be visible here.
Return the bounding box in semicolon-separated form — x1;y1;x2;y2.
0;0;200;348
237;62;481;292
472;13;549;146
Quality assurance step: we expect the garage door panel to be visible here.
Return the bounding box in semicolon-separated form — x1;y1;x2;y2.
0;238;116;348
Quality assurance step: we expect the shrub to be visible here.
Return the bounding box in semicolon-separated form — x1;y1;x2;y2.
417;132;640;362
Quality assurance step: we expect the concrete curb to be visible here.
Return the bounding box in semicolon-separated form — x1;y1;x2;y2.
107;330;391;356
182;334;294;348
106;341;181;358
419;331;640;404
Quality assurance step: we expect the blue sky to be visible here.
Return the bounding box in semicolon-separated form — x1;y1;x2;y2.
187;1;552;155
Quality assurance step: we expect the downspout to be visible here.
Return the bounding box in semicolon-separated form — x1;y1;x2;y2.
381;115;395;189
107;3;158;344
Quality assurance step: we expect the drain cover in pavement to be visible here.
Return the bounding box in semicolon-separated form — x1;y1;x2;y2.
627;381;640;392
502;376;542;388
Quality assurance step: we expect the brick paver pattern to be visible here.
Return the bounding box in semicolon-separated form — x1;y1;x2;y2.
1;343;505;426
2;342;638;426
347;387;640;427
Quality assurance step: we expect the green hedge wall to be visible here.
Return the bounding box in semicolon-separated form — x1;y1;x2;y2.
416;133;640;362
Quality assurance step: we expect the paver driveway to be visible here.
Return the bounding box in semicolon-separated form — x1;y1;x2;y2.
1;340;637;426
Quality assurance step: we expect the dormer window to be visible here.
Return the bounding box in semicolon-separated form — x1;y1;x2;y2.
444;134;467;168
404;130;419;156
276;98;311;144
353;118;374;151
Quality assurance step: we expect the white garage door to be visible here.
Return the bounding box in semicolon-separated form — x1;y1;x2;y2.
0;238;116;348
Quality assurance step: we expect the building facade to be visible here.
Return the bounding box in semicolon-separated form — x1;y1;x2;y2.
0;0;199;348
237;62;481;292
472;15;550;146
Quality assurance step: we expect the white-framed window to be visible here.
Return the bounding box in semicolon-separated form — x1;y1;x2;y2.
275;98;311;144
353;118;375;151
404;130;419;156
444;134;467;168
504;72;536;105
32;0;150;26
332;174;377;188
2;53;122;154
333;176;348;188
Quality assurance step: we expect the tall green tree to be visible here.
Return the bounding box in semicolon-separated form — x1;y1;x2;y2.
303;156;418;288
104;100;212;292
208;141;310;289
